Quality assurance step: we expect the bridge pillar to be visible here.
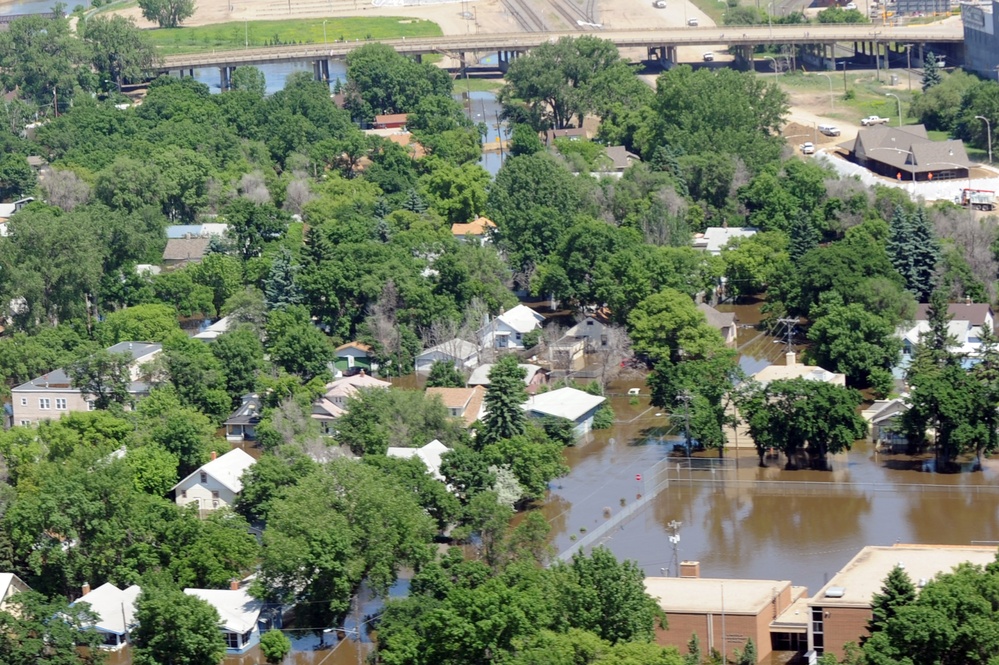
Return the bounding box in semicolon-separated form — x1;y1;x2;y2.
498;50;510;73
667;46;677;63
321;58;331;83
219;66;234;91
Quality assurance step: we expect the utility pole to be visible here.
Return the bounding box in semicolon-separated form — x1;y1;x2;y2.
494;111;505;160
776;317;798;354
676;391;693;456
667;520;682;577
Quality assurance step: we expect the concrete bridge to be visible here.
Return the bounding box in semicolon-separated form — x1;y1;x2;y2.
158;23;964;88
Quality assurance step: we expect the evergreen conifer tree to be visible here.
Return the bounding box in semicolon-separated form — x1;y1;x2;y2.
480;355;528;446
789;210;820;261
263;247;302;310
922;52;942;91
402;189;428;214
886;205;940;300
867;564;917;636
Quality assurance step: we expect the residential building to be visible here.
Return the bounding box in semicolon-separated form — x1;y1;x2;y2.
415;338;479;374
0;197;33;236
522;387;606;439
387;439;449;481
0;572;30;612
223;394;262;442
173;448;256;515
468;363;547;394
311;397;345;436
840;125;971;182
543;127;587;147
752;352;846;387
373;113;408;129
334;341;373;374
11;341;162;427
184;585;265;654
807;544;998;659
426;385;485;427
165;223;228;239
645;566;808;664
71;582;141;650
321;372;391;409
698;303;738;347
193;315;232;341
163;236;212;266
563;314;611;353
914;301;994;337
479;304;545;350
450;216;497;244
693;227;758;255
861;397;909;452
894;302;994;376
603;145;640;172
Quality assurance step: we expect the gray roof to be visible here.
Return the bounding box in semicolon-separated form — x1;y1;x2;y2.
851;125;971;173
13;342;161;393
224;394;262;426
604;145;640;171
468;363;543;387
106;341;162;361
697;303;736;331
163;237;211;261
914;302;993;329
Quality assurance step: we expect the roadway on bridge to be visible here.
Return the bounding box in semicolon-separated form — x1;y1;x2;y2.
160;22;963;70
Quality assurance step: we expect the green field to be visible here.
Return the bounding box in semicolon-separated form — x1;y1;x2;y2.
145;16;442;55
454;76;506;94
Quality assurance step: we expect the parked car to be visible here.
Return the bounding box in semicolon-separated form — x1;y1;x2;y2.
861;115;890;126
702;52;715;61
687;17;698;25
653;0;666;7
845;2;857;8
800;142;815;155
818;124;841;136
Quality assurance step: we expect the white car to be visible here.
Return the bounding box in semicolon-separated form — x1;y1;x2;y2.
653;0;666;7
702;52;715;62
845;2;857;8
687;17;698;25
800;142;815;155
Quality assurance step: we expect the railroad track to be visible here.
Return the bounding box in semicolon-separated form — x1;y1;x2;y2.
502;0;548;32
549;0;599;29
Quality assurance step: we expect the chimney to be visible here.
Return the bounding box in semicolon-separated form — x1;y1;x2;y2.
679;561;700;579
786;351;796;367
81;582;91;596
230;579;240;591
210;450;217;461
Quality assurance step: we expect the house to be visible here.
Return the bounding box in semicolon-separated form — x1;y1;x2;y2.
645;564;808;664
451;216;497;244
840;125;971;182
807;544;998;660
543;127;587;147
184;585;265;654
894;303;993;376
173;448;256;515
387;439;449;481
549;335;586;370
862;397;909;452
71;582;141;650
11;341;162;426
752;352;846;387
603;145;640;172
0;573;30;612
193;316;232;341
564;314;611;353
224;394;262;442
373;113;408;130
165;223;229;239
697;303;738;347
415;338;479;373
321;372;391;409
522;387;606;438
693;227;758;255
468;363;547;394
479;305;545;350
163;237;212;266
335;341;373;374
426;386;485;427
311;398;345;436
913;301;994;337
0;197;33;236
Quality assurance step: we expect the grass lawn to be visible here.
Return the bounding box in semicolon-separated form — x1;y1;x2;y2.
146;16;442;55
454;76;506;94
775;70;917;126
689;0;728;25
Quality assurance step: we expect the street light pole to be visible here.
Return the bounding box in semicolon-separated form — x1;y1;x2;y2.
904;43;913;91
886;92;902;127
323;19;328;45
976;115;992;164
765;55;778;78
839;60;849;94
818;72;834;110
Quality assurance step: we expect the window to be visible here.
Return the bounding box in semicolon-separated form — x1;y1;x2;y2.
39;398;50;410
19;398;26;406
225;631;240;649
212;491;220;500
181;490;187;499
200;472;208;484
87;401;96;411
55;398;67;410
19;420;30;426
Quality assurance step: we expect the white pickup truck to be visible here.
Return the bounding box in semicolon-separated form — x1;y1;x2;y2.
861;115;890;126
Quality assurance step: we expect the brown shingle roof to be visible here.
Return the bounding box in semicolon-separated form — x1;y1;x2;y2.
914;302;993;329
851;125;971;173
451;216;496;236
162;237;210;262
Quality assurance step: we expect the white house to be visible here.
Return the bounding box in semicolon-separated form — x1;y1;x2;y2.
522;387;606;439
468;363;547;394
321;372;391;409
193;316;232;341
752;352;846;387
894;302;995;378
173;448;256;515
479;305;545;350
71;582;141;650
387;439;449;481
415;338;479;373
184;586;263;654
693;227;758;255
0;572;30;612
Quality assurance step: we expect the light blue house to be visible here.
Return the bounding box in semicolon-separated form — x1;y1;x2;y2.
71;582;141;650
522;387;606;439
184;586;265;654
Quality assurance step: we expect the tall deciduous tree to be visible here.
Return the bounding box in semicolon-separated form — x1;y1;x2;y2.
344;43;452;120
0;591;105;665
138;0;196;28
480;356;528;446
69;350;133;410
807;298;901;394
426;359;465;388
83;15;157;91
132;587;227;665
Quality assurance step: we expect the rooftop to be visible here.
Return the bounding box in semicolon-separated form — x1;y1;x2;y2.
493;304;545;334
811;544;999;608
311;397;345;420
172;448;256;493
163;237;211;262
645;577;795;615
451;216;497;236
914;302;993;329
752;352;845;387
224;394;262;426
324;372;392;398
468;363;543;387
693;227;758;255
387;439;449;481
13;342;161;392
193;316;231;341
523;387;605;421
335;341;373;354
73;582;141;635
418;338;479;360
183;587;261;633
849;124;972;173
697;303;736;331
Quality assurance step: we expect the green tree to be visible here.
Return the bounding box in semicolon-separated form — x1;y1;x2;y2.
0;591;105;665
263;247;302;309
210;325;264;402
909;69;975;132
69;350;133;410
259;629;292;664
230;65;266;96
867;564;917;636
96;304;180;346
427;359;465;388
721;231;791;298
191;253;243;316
337;387;465;456
510;123;544;156
480;356;528;446
0;15;90;108
482;425;568;501
0;153;34;200
138;0;196;28
223;198;288;260
732;639;758;665
922;51;942;91
344;43;452;120
807;298;901;392
886;205;940;301
132;587;227;665
627;288;722;363
82;15;157;91
162;334;231;420
236;450;317;522
125;444;180;496
166;508;259;589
